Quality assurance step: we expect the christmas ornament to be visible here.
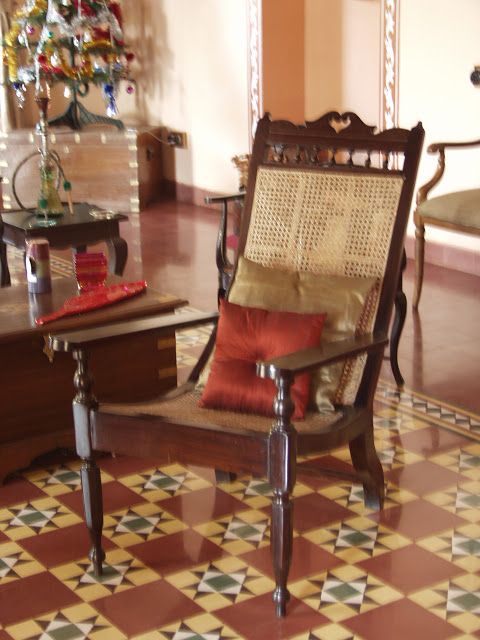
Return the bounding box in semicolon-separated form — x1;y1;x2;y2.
2;0;136;129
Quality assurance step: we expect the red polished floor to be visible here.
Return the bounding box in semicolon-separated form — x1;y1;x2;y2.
1;199;479;639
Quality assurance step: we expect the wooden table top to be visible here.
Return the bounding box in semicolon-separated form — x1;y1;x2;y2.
1;203;127;234
0;276;186;344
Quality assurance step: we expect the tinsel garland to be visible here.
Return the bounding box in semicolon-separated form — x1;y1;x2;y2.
2;0;134;112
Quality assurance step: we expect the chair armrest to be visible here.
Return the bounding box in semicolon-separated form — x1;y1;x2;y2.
256;332;388;380
49;310;218;352
417;139;480;205
205;193;245;205
428;139;480;153
205;192;246;300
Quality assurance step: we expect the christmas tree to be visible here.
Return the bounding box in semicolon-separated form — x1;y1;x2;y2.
2;0;135;129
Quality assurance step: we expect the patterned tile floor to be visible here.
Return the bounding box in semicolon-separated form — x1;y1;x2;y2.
2;249;480;638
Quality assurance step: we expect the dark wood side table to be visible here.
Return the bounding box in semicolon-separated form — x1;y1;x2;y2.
0;276;186;482
0;202;128;287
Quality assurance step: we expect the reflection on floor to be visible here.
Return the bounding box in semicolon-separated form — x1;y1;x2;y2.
2;200;479;639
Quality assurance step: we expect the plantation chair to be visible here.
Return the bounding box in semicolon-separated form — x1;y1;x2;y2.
413;137;480;308
50;112;424;617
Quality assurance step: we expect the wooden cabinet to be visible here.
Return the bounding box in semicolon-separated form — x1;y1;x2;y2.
0;126;164;213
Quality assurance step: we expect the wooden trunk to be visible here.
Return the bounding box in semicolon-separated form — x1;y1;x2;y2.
0;126;164;213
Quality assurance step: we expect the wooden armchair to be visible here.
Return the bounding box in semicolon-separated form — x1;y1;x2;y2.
50;112;424;617
413;138;480;308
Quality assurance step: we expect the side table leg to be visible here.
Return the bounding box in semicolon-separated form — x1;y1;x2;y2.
390;249;407;387
0;240;11;287
107;236;128;276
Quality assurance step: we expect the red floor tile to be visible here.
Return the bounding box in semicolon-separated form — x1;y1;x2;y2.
92;579;202;636
344;598;459;640
241;536;341;581
358;544;464;593
97;454;166;477
386;460;465;496
297;455;355;490
130;529;225;575
217;592;329;639
20;522;115;568
0;572;81;626
160;487;248;526
57;480;145;516
392;426;473;457
369;499;466;539
288;493;354;533
0;477;45;509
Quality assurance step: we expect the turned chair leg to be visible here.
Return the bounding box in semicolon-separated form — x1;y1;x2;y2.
80;457;105;575
349;425;385;510
269;375;296;617
413;218;425;309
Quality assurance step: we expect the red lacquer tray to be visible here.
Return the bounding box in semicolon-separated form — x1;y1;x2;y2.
35;281;147;326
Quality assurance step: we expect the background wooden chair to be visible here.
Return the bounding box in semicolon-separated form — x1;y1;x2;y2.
51;112;424;617
413;138;480;308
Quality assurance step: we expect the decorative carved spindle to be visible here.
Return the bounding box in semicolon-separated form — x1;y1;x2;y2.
365;151;372;168
383;152;390;169
268;372;296;617
348;149;354;166
72;348;104;576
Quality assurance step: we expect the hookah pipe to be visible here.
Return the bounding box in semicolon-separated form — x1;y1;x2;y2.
12;95;74;216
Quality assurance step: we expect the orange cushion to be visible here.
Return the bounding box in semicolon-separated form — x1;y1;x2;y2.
200;300;326;419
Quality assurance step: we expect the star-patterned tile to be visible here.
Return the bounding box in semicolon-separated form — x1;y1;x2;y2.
0;313;477;639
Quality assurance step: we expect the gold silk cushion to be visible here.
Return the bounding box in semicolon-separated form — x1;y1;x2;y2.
227;256;379;410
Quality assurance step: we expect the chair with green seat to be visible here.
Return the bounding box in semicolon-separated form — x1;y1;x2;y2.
413;138;480;308
49;112;424;617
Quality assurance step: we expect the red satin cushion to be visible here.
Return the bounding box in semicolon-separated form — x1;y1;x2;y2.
200;299;326;419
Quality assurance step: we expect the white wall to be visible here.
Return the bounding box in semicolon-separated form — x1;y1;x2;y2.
78;0;250;195
305;0;381;125
399;0;480;253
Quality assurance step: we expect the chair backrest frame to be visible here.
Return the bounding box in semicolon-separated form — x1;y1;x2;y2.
231;112;424;406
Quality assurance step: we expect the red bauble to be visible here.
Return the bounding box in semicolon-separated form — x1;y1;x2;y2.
126;52;135;62
37;53;47;64
108;2;123;27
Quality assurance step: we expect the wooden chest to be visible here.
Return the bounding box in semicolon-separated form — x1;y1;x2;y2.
0;126;164;213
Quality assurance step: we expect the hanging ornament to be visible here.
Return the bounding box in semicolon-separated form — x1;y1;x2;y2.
126;84;134;95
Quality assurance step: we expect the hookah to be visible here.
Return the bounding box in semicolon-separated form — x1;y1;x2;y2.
12;92;74;226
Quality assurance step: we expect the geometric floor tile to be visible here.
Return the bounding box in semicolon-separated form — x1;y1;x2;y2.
166;556;274;612
0;297;478;640
119;463;212;502
410;574;480;634
102;502;187;547
5;603;125;640
426;481;480;522
417;523;480;573
304;516;410;563
0;541;44;584
51;548;160;602
216;475;313;509
0;498;81;540
431;444;480;481
289;564;402;622
194;509;270;554
146;612;242;640
23;463;83;497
